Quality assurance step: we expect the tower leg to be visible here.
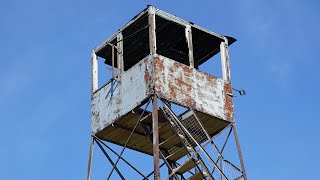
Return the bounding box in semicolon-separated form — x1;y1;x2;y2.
152;95;160;180
232;123;247;180
86;135;94;180
168;161;175;180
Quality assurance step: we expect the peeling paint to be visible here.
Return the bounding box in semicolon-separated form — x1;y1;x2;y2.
153;55;229;120
92;54;234;135
91;55;153;134
224;83;234;122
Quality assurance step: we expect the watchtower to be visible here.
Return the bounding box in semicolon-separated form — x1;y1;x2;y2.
87;6;247;180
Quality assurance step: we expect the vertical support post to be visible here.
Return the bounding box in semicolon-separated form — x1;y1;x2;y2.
152;95;160;180
91;50;98;93
185;25;194;68
117;32;124;79
111;45;115;79
168;161;174;180
220;39;231;82
232;123;247;180
148;6;157;54
89;50;97;180
86;136;94;180
220;156;223;180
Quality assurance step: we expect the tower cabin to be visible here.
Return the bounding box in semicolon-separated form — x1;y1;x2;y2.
90;5;246;180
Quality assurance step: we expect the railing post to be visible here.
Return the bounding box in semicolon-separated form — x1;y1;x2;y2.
148;6;157;55
91;50;98;93
220;38;231;82
185;25;194;68
117;32;124;79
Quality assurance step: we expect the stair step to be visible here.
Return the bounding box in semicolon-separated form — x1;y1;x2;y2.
166;147;188;161
176;159;199;174
186;146;193;151
187;171;207;180
159;135;180;149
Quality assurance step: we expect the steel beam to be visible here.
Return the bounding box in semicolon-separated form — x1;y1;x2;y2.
232;123;247;180
117;32;124;79
162;101;227;180
86;135;94;180
148;6;157;54
146;163;166;178
112;123;146;137
91;50;98;93
185;25;194;68
220;40;231;82
138;113;180;180
152;95;160;180
94;137;148;179
94;138;125;180
211;126;234;175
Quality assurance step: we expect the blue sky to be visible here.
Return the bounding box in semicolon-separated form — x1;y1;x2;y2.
1;0;319;179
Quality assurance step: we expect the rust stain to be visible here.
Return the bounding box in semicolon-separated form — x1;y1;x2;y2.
183;98;195;108
168;83;177;99
143;57;148;63
144;72;150;84
176;78;186;87
169;66;174;74
144;64;150;84
206;73;217;81
176;81;192;94
153;56;164;72
156;56;196;109
182;66;192;74
173;61;180;69
171;62;193;92
224;83;234;122
153;55;225;117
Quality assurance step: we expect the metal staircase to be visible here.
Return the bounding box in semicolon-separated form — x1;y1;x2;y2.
162;104;213;180
159;100;246;180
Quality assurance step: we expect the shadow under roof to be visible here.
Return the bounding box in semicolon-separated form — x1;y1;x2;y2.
95;6;236;70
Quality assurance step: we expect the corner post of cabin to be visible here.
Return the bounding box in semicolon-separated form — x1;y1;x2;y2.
148;5;160;180
117;32;124;79
91;50;98;93
220;38;231;82
89;50;97;180
185;24;194;68
148;6;157;55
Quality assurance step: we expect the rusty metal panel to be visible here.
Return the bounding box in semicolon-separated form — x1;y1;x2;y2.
224;83;234;121
153;55;233;121
91;55;153;134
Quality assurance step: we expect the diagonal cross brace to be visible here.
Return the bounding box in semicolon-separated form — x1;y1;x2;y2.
106;97;152;179
93;136;148;179
94;138;125;180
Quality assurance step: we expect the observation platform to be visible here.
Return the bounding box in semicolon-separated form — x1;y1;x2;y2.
96;108;229;161
91;6;235;159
